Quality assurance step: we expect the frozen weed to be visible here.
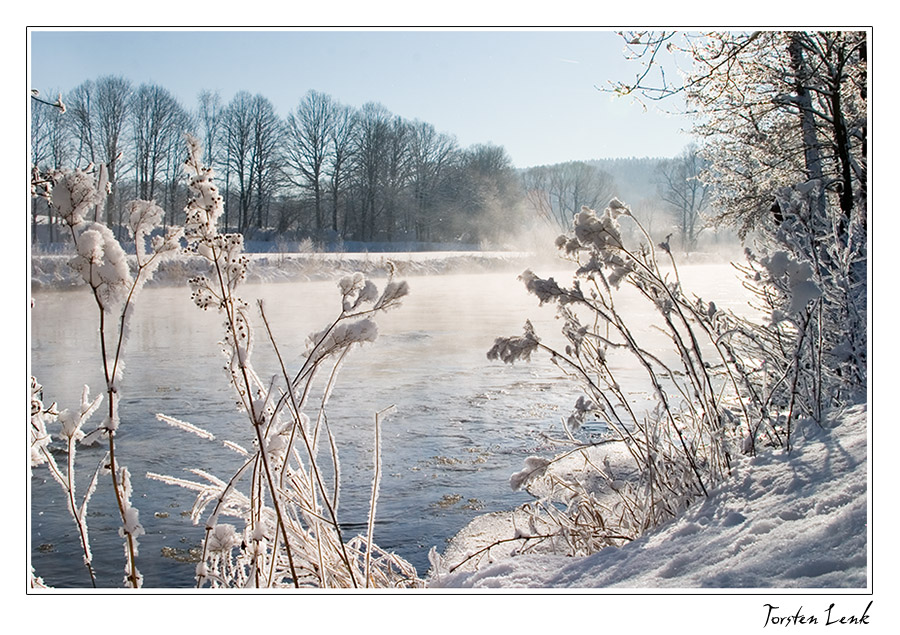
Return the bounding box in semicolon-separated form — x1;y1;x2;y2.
30;135;419;589
475;199;799;567
31;159;182;587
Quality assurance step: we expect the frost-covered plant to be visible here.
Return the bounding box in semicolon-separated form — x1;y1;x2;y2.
148;136;420;588
36;163;184;587
727;182;867;449
30;378;105;587
481;199;772;563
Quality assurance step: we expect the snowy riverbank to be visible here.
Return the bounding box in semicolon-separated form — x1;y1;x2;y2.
30;250;540;290
429;404;868;588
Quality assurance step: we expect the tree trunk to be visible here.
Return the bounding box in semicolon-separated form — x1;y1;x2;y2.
788;33;827;219
829;44;855;225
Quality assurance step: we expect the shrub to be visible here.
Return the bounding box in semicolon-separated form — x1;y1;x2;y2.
466;199;792;568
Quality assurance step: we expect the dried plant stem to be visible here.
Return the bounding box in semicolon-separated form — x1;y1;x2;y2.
88;270;141;587
37;437;100;587
210;256;300;588
365;406;392;587
192;457;255;588
65;439;97;587
258;301;359;587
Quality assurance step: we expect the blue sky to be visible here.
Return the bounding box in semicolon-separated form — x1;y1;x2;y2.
28;28;692;168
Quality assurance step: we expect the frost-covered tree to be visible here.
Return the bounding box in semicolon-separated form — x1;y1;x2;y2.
611;29;868;413
611;31;866;239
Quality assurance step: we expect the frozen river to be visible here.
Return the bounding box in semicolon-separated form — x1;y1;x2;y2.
29;260;750;587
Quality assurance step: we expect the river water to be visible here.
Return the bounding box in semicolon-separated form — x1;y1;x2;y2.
29;261;749;588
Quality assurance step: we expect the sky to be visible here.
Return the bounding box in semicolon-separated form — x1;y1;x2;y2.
27;28;693;168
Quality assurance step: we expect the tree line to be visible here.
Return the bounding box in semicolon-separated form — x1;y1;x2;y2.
30;79;528;247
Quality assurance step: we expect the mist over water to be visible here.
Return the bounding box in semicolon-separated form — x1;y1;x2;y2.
30;261;751;587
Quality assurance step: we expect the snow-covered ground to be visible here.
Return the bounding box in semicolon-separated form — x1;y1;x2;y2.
430;404;868;589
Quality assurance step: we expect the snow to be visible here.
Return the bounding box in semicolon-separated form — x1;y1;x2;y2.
430;404;868;589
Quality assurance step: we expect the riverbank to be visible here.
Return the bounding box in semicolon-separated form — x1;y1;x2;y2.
30;246;742;291
429;403;868;588
30;250;543;291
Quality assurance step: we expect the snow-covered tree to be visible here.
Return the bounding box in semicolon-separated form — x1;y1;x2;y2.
611;30;868;415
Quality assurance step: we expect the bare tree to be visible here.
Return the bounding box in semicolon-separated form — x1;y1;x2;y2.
30;90;70;243
383;115;412;240
131;83;189;202
221;91;255;233
408;120;459;241
94;76;133;228
656;144;710;252
249;94;282;231
350;102;392;241
522;161;616;229
284;90;334;233
65;80;97;168
327;102;357;236
197;89;223;172
447;143;521;244
63;77;133;229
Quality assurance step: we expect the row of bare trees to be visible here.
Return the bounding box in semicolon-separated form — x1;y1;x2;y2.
32;75;717;250
273;92;524;244
31;79;525;247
